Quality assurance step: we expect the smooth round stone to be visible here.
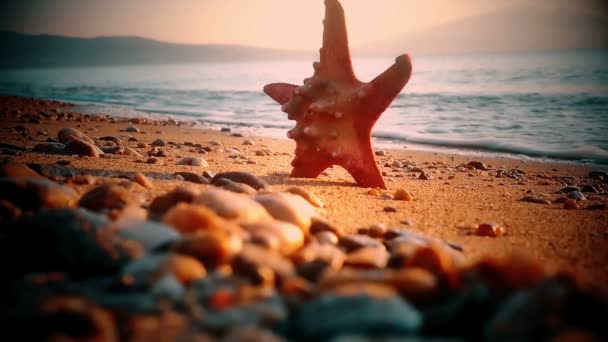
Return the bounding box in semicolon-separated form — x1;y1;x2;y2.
241;220;304;255
177;157;209;167
220;179;258;195
315;231;339;245
567;191;587;201
122;253;205;286
173;172;209;184
393;188;414;201
467;161;489;170
163;202;227;234
254;192;317;232
211;172;268;190
196;188;272;224
78;184;140;212
6;208;140;277
475;222;506;237
126;125;139;133
0;178;78;211
345;246;390;269
288;294;422;339
310;217;343;237
151;138;166;147
171;230;243;268
0;162;43;179
64;138;103;157
58;127;95;145
558;186;581;194
242;139;255;146
116;219;181;251
133;172;153;189
232;244;295;285
149;187;200;216
339;234;384;253
292;242;345;271
286;186;324;208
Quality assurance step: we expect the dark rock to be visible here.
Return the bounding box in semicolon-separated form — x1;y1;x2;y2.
232;244;294;286
211;172;268;190
33;142;66;154
287;295;422;339
467;161;489;170
2;208;140;277
567;191;587;201
558;186;581;194
589;170;608;180
581;185;599;193
419;173;432;180
151;138;166;147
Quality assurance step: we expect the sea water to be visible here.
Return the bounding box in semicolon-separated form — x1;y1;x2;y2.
1;49;607;164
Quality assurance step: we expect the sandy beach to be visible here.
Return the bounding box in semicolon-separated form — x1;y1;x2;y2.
1;95;607;340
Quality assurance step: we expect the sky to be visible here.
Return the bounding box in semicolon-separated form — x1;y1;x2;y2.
2;0;607;50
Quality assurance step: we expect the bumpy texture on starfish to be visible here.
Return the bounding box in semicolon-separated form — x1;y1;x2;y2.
264;0;412;189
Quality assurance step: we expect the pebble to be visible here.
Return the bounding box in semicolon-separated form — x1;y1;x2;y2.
242;220;304;255
288;294;422;339
0;162;43;179
171;230;243;268
310;217;343;237
133;172;153;189
314;231;339;245
220;179;258;195
151;138;166;147
393;188;414;201
383;206;398;213
345;246;390;269
64;138;103;157
196;188;272;224
126;125;139;133
177;157;209;167
163;202;227;234
567;191;587;201
340;234;384;253
149;187;200;216
33;142;66;154
233;244;295;286
0;178;78;211
211;171;268;190
467;161;489;170
173;172;209;184
475;222;506;237
254;192;317;232
243;139;255;146
418;173;432;180
115;219;181;251
558;186;580;194
286;186;324;207
78;184;140;212
145;157;158;164
375;150;387;156
57;127;95;145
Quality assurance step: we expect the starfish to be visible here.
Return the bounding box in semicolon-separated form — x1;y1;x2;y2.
263;0;412;189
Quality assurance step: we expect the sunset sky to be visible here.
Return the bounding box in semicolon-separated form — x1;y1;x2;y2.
3;0;607;50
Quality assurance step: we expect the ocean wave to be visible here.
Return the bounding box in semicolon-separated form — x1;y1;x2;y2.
373;131;608;164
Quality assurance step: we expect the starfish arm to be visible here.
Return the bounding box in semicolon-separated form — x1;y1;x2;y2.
319;0;356;82
340;140;387;189
361;54;413;119
263;83;298;105
290;151;332;178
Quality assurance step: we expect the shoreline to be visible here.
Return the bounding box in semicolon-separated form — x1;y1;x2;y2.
5;94;603;167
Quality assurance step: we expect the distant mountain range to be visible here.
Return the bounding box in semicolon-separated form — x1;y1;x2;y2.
357;4;608;55
0;31;309;68
1;4;607;68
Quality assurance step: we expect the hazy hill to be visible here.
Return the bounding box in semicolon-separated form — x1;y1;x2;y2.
0;31;309;68
357;5;608;55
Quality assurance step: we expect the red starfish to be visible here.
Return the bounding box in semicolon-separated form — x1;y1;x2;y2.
264;0;412;189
